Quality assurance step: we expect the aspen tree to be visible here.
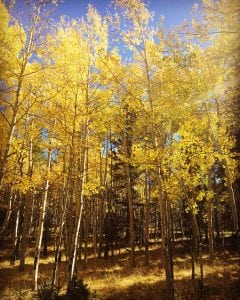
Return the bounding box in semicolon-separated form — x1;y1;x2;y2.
114;0;174;293
0;0;58;190
34;148;52;290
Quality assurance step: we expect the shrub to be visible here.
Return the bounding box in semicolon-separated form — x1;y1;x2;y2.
37;280;58;300
66;276;90;300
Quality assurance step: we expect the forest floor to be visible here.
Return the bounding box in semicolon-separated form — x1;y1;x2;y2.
0;239;239;300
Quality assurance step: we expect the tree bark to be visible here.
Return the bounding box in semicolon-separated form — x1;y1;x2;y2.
93;207;97;259
0;2;42;190
19;192;33;271
123;130;135;268
208;170;214;259
203;101;239;237
68;121;88;284
52;190;68;288
0;187;14;237
34;150;51;291
83;216;89;269
144;170;150;266
11;206;20;265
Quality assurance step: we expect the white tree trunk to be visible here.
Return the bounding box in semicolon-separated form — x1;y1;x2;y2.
34;150;51;291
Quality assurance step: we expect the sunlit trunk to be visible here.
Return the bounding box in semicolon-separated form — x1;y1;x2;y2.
34;150;51;291
19;192;33;271
68;120;88;284
11;205;20;265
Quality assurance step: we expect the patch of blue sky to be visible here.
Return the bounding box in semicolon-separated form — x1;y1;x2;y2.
165;131;181;147
54;0;201;58
10;0;203;62
10;0;202;38
41;128;49;140
173;132;180;142
55;0;200;30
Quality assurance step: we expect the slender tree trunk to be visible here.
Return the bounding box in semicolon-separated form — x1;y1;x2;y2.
190;208;204;292
176;175;204;291
224;162;239;237
169;203;175;253
0;187;14;237
204;101;239;236
43;218;49;257
98;133;109;259
190;211;198;282
208;170;214;259
98;192;104;259
0;108;18;190
123;130;135;268
63;218;70;263
199;241;204;295
93;207;97;259
68;121;88;284
155;209;158;246
142;38;174;294
78;220;84;263
83;216;89;269
11;207;20;265
0;12;37;190
179;201;185;246
52;191;68;288
162;195;174;298
29;191;35;238
19;131;34;271
156;170;174;296
34;150;51;291
19;192;33;271
167;201;174;284
144;170;150;266
68;201;84;282
191;241;195;280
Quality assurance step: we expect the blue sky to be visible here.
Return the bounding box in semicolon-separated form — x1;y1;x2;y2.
56;0;200;29
50;0;201;60
11;0;201;59
11;0;200;31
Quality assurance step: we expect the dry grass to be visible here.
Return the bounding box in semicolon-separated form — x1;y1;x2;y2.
82;264;162;298
0;244;239;299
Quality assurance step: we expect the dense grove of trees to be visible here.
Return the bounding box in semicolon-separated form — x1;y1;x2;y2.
0;0;239;297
